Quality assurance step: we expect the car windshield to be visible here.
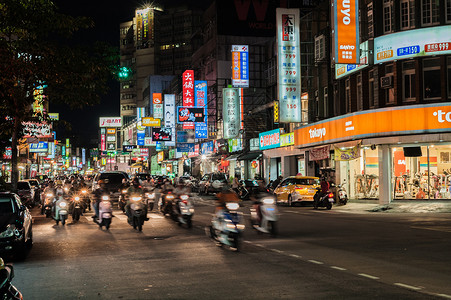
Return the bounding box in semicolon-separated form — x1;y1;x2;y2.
293;178;319;185
28;180;39;187
0;198;15;215
99;173;125;184
17;182;30;190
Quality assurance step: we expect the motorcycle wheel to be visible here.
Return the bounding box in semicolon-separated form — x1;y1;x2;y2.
287;195;293;207
268;221;277;237
104;219;111;230
327;203;332;210
341;197;348;205
61;215;66;226
132;216;137;230
187;216;192;229
231;233;241;252
138;219;143;232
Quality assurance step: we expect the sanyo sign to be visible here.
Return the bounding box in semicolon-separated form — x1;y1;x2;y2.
433;110;451;123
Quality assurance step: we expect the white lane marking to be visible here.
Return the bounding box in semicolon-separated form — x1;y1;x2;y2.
393;283;422;291
289;254;301;259
270;249;284;254
435;294;451;299
308;260;324;265
330;266;347;271
254;243;265;248
358;273;380;280
411;226;451;233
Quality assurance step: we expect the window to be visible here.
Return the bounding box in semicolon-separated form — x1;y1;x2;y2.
345;78;351;112
369;70;375;107
423;58;441;100
403;61;416;102
315;35;325;62
357;74;363;110
447;0;451;23
385;64;395;104
367;3;374;38
324;87;328;116
448;57;451;98
0;198;15;215
383;0;393;33
400;0;415;29
301;93;309;124
422;0;440;25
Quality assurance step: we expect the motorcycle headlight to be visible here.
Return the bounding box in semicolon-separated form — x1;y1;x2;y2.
46;193;53;198
132;196;142;201
146;193;155;199
180;195;189;201
122;190;127;194
74;196;80;201
226;202;239;210
64;187;69;192
262;197;275;205
59;202;67;208
102;195;109;201
81;190;87;194
166;195;174;200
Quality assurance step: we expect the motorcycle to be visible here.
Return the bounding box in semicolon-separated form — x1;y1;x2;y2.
250;195;279;236
43;193;54;218
71;196;84;222
145;191;155;211
128;195;147;232
0;264;23;300
160;191;175;216
207;202;245;251
80;189;91;211
313;188;334;210
334;184;348;205
172;194;194;228
98;195;113;230
119;188;128;212
54;196;69;225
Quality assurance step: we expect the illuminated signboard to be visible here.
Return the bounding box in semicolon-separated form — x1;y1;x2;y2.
334;0;359;64
276;8;301;123
259;129;281;150
157;151;164;162
194;81;208;138
152;127;172;142
231;45;249;88
335;41;369;79
223;88;240;139
142;117;161;127
164;94;176;128
182;70;194;129
107;128;116;135
136;8;154;48
280;132;295;147
48;113;59;121
294;103;451;148
177;107;205;123
29;142;49;153
153;93;163;119
374;25;451;64
99;117;122;127
22;122;52;138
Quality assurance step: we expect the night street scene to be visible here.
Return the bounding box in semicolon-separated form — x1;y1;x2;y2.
1;0;451;299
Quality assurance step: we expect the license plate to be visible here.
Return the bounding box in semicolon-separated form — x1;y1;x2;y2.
328;198;334;202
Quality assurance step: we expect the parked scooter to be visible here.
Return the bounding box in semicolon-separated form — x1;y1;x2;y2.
207;202;245;251
43;192;54;218
250;195;279;236
71;196;84;222
98;195;113;230
172;194;194;228
53;196;69;225
313;188;334;210
128;195;147;232
335;184;348;205
0;263;23;300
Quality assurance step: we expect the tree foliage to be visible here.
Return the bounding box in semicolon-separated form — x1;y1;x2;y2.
0;0;118;189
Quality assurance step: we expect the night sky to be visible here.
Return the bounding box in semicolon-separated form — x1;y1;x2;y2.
50;0;210;146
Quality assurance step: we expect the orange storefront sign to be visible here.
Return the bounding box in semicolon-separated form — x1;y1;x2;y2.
153;93;162;104
295;104;451;148
142;117;161;127
334;0;359;64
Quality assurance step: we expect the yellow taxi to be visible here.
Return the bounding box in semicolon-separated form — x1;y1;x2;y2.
274;176;320;206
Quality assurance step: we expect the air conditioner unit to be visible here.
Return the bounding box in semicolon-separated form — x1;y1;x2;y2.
380;76;393;89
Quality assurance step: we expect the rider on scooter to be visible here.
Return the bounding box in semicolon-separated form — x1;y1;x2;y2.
41;181;56;214
125;178;148;223
92;180;108;221
250;180;271;227
314;176;330;206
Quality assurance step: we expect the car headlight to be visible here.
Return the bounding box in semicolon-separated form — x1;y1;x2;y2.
166;195;174;200
81;190;87;194
146;193;155;199
0;224;16;238
122;190;127;194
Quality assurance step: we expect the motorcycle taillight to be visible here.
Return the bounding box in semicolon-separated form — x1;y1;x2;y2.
328;193;334;198
182;200;188;205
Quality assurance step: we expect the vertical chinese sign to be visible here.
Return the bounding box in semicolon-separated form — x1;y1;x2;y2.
182;70;194;129
164;94;176;147
194;81;208;139
223;88;240;139
276;8;301;123
153;93;163;119
231;45;249;88
334;0;359;64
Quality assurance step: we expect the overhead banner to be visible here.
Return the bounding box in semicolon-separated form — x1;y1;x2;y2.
152;93;163;119
164;94;176;128
276;8;301;123
309;145;330;161
223;88;241;139
176;143;195;153
177;107;205;123
334;144;360;161
374;25;451;64
231;45;249;88
334;0;360;64
195;123;208;139
152;127;172;141
99;117;122;127
182;70;195;129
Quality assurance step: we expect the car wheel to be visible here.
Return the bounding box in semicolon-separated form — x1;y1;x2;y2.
26;226;33;249
288;195;292;207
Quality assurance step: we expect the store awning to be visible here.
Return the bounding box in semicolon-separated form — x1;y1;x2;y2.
226;153;242;161
237;151;262;161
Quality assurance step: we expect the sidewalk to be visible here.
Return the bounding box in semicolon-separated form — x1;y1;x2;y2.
334;200;451;213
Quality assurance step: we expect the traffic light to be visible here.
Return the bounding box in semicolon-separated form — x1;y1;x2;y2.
118;66;132;79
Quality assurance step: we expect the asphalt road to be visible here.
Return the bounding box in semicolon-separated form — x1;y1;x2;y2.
6;195;451;299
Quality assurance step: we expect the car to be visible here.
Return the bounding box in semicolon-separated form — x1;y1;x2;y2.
274;176;320;206
198;173;228;195
92;171;130;201
16;181;35;207
0;192;33;258
23;179;41;203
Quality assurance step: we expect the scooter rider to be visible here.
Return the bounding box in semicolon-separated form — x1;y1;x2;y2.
314;176;330;205
173;182;190;214
41;181;56;214
250;180;271;227
92;179;108;220
125;178;148;223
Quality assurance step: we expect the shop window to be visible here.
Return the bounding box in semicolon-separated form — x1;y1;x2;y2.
423;58;441;100
383;0;393;34
369;70;375;108
400;0;415;29
447;0;451;23
422;0;440;26
402;61;416;102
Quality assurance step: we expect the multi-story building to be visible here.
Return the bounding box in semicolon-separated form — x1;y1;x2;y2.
292;0;451;204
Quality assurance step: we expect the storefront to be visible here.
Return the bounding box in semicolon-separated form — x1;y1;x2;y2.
295;103;451;204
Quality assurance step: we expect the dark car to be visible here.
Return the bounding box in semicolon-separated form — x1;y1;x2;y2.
198;173;228;195
16;181;35;208
0;192;33;258
92;171;130;201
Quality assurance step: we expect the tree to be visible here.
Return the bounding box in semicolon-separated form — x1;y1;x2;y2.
0;0;117;190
